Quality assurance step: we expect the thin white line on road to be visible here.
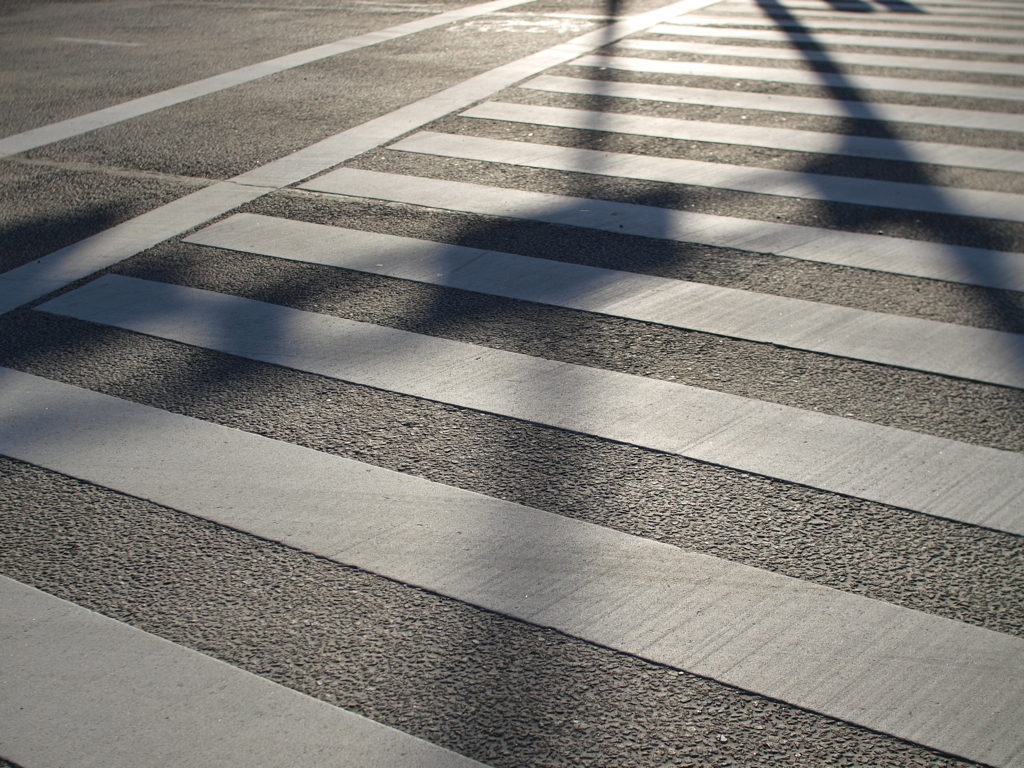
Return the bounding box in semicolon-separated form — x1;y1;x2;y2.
389;131;1024;223
716;6;1024;25
668;13;1024;38
724;0;1024;19
186;213;1024;388
0;0;727;315
0;181;274;316
2;368;1022;768
0;0;540;160
53;36;146;47
570;54;1024;102
729;0;1024;15
34;276;1024;533
617;37;1024;77
522;73;1024;132
0;577;483;768
302;167;1024;291
648;23;1024;56
742;0;1024;12
463;100;1024;172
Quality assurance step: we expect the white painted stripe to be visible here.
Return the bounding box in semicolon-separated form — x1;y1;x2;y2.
717;6;1024;26
463;100;1024;172
522;73;1024;132
0;577;482;768
0;181;273;316
0;0;538;159
390;131;1024;223
2;369;1023;768
618;37;1024;77
649;23;1024;55
53;36;145;47
34;276;1024;534
570;54;1024;102
747;0;1024;11
0;0;726;315
668;13;1024;38
731;0;1024;15
186;213;1024;389
302;167;1024;291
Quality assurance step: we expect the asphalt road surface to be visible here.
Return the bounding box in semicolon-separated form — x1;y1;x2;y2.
2;0;1024;765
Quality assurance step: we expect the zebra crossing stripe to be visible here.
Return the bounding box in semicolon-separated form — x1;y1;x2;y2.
0;577;482;768
1;367;1022;768
34;275;1024;534
462;100;1024;172
301;167;1024;291
647;23;1024;55
185;212;1024;389
569;55;1024;102
388;131;1024;223
742;0;1024;12
734;1;1024;16
616;37;1024;77
662;14;1024;38
717;6;1024;25
521;74;1024;132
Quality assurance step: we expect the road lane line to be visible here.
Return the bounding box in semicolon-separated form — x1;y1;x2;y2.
616;37;1024;77
570;54;1024;102
1;368;1022;767
302;167;1024;290
389;131;1024;223
185;212;1024;388
463;100;1024;172
33;275;1024;533
0;0;726;316
0;576;484;768
661;13;1024;38
53;37;145;47
522;73;1024;132
716;6;1024;26
647;23;1024;55
0;0;540;159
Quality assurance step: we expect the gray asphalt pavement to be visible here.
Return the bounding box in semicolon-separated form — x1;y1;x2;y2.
2;0;1023;765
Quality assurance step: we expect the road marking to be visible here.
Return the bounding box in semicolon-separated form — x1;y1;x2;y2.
718;6;1024;25
744;0;1024;12
0;0;726;315
302;167;1024;291
2;368;1022;768
617;37;1024;77
648;23;1024;55
0;576;483;768
463;100;1024;172
737;1;1024;15
570;54;1024;102
34;275;1024;533
522;73;1024;132
186;212;1024;389
665;13;1024;38
0;0;542;160
389;131;1024;223
53;36;145;47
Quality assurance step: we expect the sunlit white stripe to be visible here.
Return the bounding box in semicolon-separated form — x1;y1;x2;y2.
521;73;1024;132
570;54;1024;102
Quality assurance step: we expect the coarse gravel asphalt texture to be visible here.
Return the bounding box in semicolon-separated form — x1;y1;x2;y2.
0;456;980;768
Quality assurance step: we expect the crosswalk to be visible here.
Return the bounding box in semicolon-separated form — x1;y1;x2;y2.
3;0;1024;766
